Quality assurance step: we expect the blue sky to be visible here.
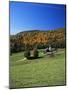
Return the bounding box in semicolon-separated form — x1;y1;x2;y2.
10;1;66;35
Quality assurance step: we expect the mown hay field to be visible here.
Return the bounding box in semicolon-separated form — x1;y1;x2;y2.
10;49;66;89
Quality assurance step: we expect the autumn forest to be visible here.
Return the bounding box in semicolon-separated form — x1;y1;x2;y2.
10;28;65;53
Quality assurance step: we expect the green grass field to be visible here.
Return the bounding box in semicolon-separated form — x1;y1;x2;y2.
10;49;66;89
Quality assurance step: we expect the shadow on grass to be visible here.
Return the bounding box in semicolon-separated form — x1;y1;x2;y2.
11;56;44;66
27;56;44;60
11;54;56;66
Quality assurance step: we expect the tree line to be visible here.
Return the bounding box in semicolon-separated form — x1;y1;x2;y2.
10;28;66;53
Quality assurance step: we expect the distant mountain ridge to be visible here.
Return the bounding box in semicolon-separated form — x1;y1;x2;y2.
10;28;65;36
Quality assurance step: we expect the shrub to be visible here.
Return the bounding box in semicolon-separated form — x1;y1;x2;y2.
24;49;39;59
24;50;30;59
33;49;38;59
